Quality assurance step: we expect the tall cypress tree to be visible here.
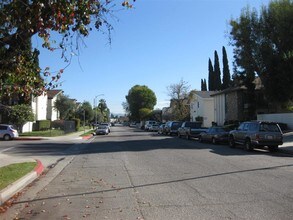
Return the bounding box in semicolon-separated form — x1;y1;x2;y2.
208;58;214;91
203;79;207;91
201;79;204;91
222;46;231;89
201;79;207;91
214;50;222;90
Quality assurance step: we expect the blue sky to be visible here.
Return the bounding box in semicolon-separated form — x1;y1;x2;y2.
34;0;270;115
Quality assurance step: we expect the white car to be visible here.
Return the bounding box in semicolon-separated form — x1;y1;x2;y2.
100;123;111;132
95;125;110;135
0;124;19;140
149;124;160;132
144;121;157;131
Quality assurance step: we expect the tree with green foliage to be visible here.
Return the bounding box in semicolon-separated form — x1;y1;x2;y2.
230;0;293;110
54;94;76;120
97;99;110;122
77;101;94;125
208;58;214;91
125;85;157;121
230;6;261;119
214;50;222;90
139;108;152;120
222;46;231;89
0;37;43;103
150;109;162;122
0;0;136;99
201;79;207;91
203;79;207;91
8;104;34;133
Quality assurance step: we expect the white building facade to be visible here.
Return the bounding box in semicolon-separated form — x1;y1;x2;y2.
190;91;215;127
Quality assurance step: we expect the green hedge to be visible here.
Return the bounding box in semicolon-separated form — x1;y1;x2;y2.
51;120;64;130
35;120;51;131
73;118;80;131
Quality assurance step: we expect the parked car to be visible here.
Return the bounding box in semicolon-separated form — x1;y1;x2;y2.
229;121;283;152
95;125;110;135
0;124;19;140
158;124;166;135
198;127;229;144
149;123;160;132
100;123;111;132
164;121;183;136
177;121;207;139
144;121;157;131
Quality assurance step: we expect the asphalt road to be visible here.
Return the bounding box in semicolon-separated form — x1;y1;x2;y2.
2;125;293;219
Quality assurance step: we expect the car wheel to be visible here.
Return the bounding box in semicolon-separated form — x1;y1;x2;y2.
268;145;279;152
229;137;235;148
212;137;217;145
3;134;11;141
244;139;253;151
198;136;202;143
178;133;181;138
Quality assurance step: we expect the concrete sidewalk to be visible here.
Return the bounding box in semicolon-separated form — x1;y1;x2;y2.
0;130;94;206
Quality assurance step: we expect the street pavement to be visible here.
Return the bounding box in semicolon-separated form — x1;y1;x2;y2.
0;128;292;212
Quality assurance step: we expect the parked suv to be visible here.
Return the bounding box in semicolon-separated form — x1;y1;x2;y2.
0;124;19;140
177;121;206;139
229;121;283;152
164;121;183;136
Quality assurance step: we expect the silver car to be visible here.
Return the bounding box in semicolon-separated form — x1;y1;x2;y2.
95;125;110;135
0;124;19;140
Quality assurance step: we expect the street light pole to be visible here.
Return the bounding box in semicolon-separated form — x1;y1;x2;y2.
94;94;104;126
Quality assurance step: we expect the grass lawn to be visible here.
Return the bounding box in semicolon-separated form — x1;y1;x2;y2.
0;162;37;191
20;126;93;137
80;129;95;136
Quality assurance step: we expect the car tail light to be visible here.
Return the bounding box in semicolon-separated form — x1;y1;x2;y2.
9;127;17;133
255;134;260;141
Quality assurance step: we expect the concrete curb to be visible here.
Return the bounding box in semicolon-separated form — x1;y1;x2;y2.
0;159;44;206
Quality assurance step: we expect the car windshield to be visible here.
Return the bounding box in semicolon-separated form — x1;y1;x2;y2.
98;126;107;129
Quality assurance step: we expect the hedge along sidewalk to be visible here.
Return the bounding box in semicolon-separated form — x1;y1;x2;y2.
19;126;93;137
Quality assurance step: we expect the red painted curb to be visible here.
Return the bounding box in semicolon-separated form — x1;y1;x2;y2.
34;159;44;175
82;134;93;140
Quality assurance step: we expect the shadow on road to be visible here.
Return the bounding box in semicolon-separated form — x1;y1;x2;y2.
6;132;292;158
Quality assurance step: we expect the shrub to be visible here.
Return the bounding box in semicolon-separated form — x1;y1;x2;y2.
36;120;51;131
72;118;80;131
51;120;65;130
